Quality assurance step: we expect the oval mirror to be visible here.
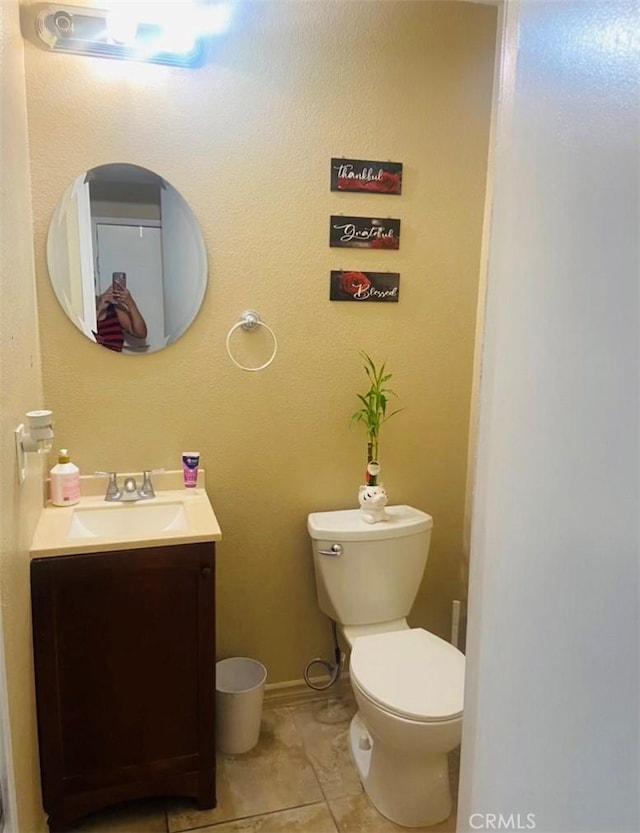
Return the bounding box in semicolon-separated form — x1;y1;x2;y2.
47;163;207;354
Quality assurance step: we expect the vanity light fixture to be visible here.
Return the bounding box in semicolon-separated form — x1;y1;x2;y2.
22;2;232;68
15;410;54;485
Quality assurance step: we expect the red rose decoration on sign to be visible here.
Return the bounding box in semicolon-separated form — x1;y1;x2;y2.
337;173;401;194
361;172;401;194
340;272;371;296
337;177;361;191
378;172;401;193
371;235;399;250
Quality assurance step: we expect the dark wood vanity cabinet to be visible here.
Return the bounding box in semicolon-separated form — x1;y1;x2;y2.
31;543;216;832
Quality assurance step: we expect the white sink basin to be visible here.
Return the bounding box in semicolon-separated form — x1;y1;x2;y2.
30;473;222;557
69;501;188;539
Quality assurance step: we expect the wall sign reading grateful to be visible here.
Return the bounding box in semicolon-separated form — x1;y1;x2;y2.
330;271;400;303
331;158;403;195
329;216;401;250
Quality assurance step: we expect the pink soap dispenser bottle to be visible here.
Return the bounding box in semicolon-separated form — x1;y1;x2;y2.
49;449;80;506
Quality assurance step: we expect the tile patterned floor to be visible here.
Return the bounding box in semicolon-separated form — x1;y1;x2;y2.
66;692;459;833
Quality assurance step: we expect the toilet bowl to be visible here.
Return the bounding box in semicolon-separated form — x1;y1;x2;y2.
347;627;464;828
307;505;465;828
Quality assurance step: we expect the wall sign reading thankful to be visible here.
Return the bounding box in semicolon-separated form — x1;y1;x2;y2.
329;216;401;250
330;271;400;302
331;158;403;195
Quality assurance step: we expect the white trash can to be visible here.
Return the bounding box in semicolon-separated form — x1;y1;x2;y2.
215;657;267;754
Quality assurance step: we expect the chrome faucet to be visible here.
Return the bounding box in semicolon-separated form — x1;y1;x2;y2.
95;470;162;502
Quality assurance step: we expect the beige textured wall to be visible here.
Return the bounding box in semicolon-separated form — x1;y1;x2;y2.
0;1;47;830
25;1;496;681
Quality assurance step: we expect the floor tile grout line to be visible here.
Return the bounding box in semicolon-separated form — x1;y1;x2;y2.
168;798;332;833
285;691;367;817
284;700;329;804
168;706;333;832
166;691;361;833
324;795;344;833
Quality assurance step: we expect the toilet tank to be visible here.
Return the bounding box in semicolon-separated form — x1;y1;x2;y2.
307;505;433;627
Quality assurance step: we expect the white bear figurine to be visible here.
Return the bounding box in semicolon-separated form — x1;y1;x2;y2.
358;484;389;524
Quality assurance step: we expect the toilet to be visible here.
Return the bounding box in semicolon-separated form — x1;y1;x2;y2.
307;505;464;828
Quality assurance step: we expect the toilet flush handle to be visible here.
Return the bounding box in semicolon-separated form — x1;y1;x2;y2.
318;544;343;557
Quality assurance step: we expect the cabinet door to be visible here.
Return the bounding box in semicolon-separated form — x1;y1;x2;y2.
31;544;215;817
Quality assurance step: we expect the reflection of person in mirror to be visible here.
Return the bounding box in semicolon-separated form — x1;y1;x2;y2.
93;280;147;353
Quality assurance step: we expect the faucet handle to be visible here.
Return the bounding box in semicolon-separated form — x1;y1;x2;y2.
140;468;164;499
94;471;120;501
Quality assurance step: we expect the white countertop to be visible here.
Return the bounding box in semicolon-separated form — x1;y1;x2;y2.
30;470;222;558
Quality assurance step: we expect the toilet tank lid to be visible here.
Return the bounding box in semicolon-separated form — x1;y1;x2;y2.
307;505;433;542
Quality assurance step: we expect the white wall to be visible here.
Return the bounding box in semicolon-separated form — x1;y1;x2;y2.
459;2;639;832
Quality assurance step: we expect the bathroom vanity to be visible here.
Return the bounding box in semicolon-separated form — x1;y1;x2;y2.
29;476;221;832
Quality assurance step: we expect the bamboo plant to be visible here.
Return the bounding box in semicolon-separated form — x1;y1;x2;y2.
351;351;402;485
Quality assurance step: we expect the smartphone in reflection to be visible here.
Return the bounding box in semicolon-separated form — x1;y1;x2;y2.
112;272;127;290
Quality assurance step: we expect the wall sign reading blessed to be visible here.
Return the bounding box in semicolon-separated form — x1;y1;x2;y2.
330;271;400;303
331;158;403;195
329;216;401;250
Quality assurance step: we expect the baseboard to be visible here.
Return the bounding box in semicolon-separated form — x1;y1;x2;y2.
264;673;351;708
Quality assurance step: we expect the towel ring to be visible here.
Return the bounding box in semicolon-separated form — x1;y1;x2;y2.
226;310;278;372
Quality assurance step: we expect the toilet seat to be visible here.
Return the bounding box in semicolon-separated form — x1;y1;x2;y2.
349;628;465;723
